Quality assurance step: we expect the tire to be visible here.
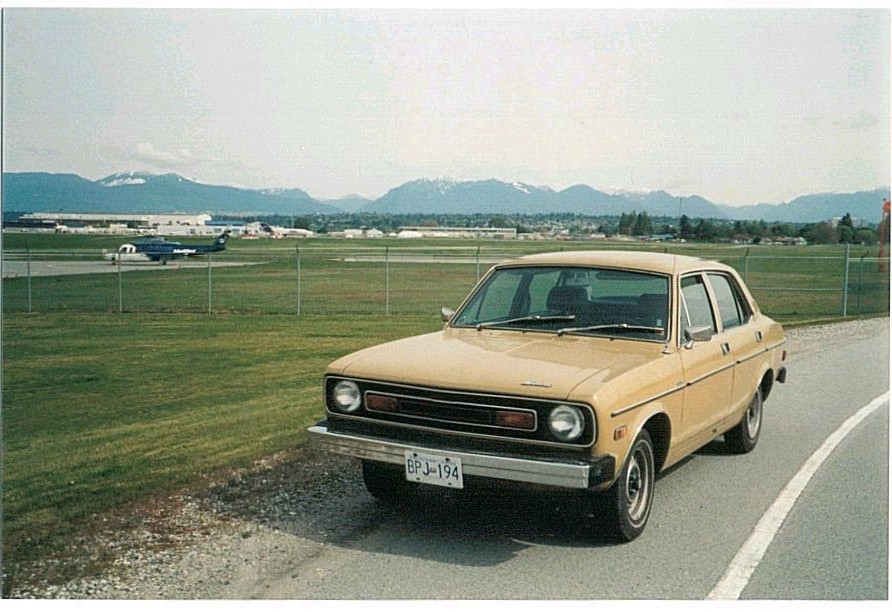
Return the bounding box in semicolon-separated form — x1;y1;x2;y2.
361;460;416;506
599;429;655;542
725;388;763;454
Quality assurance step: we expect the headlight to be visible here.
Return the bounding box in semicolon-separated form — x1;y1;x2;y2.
548;404;585;442
332;380;362;413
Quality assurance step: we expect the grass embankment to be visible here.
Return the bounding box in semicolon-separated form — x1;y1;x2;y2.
1;312;442;575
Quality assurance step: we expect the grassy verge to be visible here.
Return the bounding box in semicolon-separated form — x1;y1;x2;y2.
1;312;443;571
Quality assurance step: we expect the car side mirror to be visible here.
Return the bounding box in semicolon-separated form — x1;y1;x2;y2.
440;307;455;323
684;325;713;348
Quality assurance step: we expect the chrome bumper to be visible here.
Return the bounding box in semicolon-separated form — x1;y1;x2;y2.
308;422;615;490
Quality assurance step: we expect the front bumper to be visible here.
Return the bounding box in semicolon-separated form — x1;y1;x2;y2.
308;421;615;490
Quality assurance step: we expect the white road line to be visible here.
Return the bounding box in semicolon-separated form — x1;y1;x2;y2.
706;391;890;600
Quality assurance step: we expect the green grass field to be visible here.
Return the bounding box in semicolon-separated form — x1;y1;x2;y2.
3;235;889;319
2;235;889;581
2;312;443;575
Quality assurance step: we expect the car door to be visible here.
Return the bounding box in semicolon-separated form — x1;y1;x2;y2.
678;273;735;448
706;272;763;415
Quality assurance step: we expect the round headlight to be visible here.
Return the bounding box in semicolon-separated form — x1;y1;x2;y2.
548;405;585;442
332;380;362;413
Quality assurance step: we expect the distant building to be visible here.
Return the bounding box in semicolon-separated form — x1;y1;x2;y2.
17;212;211;229
397;226;517;239
781;236;808;246
4;212;244;236
332;228;383;239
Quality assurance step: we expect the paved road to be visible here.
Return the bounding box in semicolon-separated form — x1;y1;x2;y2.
1;259;261;278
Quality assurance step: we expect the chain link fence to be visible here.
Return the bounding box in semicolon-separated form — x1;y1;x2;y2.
2;244;889;322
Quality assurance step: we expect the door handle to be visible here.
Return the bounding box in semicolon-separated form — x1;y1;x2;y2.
721;342;731;355
755;330;763;342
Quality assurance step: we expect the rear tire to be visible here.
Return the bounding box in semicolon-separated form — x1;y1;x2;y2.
725;388;763;454
361;460;416;506
599;429;655;542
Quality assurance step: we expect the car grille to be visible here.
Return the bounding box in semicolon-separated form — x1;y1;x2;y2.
325;377;595;448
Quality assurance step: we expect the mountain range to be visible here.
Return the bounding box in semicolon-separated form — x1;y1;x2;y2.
2;171;889;224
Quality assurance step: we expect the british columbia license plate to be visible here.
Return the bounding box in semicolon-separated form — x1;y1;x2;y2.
404;450;464;489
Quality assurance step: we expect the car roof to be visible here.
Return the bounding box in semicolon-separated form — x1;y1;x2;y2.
501;250;731;276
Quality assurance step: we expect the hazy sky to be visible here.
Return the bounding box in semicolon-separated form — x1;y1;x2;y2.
3;8;889;205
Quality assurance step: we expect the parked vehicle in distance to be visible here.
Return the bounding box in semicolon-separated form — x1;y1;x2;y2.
309;251;787;541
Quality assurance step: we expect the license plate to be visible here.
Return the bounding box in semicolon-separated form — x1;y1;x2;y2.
404;450;464;489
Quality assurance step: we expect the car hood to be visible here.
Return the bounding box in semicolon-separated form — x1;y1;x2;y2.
327;327;665;401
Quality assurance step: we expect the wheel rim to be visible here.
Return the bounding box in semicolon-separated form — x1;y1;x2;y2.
745;392;762;439
624;441;653;526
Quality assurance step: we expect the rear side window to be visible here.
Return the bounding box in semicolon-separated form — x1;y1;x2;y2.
708;273;750;330
680;275;716;337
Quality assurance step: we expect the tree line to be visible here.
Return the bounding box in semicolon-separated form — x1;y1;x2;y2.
218;211;887;245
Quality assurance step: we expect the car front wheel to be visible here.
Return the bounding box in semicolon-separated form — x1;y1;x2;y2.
599;429;655;542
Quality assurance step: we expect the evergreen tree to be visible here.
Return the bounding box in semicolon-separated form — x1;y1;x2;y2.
695;219;717;241
633;212;652;236
679;214;693;240
618;211;636;235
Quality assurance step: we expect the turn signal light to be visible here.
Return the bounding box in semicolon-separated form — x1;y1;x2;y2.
495;410;535;430
366;394;398;413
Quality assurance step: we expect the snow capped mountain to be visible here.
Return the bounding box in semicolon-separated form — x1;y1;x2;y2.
258;186;315;200
366;178;560;214
5;171;342;215
4;171;887;221
99;171;198;187
99;171;155;187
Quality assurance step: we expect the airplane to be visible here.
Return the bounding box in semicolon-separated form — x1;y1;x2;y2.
104;231;230;264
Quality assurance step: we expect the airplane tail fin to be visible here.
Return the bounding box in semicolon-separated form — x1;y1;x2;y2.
214;231;230;250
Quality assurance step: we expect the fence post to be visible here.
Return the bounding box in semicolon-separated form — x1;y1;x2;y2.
476;245;481;282
26;246;33;314
207;253;213;315
743;248;750;282
117;256;123;314
295;246;301;316
857;252;866;314
842;243;850;317
385;246;390;316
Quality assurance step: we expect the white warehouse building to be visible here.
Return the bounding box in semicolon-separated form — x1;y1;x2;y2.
397;226;517;239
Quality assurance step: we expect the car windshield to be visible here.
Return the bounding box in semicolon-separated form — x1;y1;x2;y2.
452;265;670;341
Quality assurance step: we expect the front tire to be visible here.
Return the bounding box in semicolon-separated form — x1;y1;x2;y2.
725;388;763;454
599;429;655;542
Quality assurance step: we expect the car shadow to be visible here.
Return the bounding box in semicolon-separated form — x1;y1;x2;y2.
693;438;731;456
200;450;622;569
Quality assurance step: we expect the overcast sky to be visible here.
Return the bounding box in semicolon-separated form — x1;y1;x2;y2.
2;8;889;205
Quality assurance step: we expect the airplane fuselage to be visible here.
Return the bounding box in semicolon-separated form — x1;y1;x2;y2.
104;231;229;263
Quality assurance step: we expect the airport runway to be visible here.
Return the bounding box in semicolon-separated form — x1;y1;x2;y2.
1;259;262;279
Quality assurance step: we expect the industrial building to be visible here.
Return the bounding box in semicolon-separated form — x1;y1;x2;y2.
396;226;517;239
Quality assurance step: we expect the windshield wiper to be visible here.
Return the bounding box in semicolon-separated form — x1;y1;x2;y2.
476;314;575;331
556;323;665;337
